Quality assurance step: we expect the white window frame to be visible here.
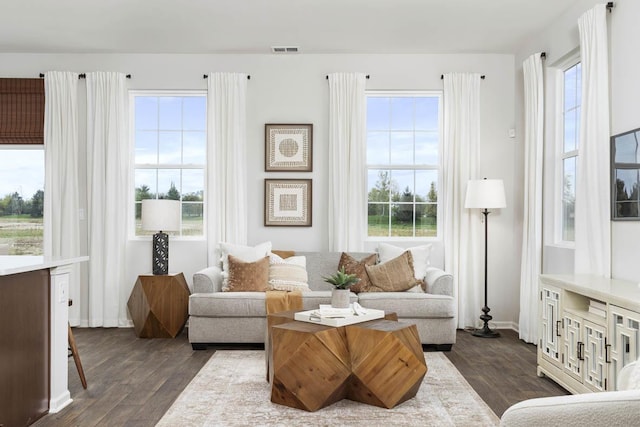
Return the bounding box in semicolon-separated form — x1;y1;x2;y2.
365;90;443;241
128;90;207;241
554;55;581;246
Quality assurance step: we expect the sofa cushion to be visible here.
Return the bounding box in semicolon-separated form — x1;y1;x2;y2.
268;255;310;292
365;251;419;292
225;255;269;292
338;252;377;293
378;242;432;280
357;292;454;318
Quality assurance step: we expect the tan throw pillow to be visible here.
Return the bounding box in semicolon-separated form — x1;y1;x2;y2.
271;250;295;259
364;251;419;292
338;252;377;293
224;254;269;292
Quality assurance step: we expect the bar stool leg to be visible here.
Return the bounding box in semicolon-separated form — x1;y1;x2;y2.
68;324;87;389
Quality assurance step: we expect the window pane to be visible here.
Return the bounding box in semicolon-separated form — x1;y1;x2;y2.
390;203;413;236
416;203;437;237
614;132;640;163
135;97;158;130
391;98;414;130
182;169;204;201
564;109;577;153
368;205;390;236
158;131;182;164
415;97;439;131
0;149;45;255
576;63;582;106
393;170;414;197
182;202;203;236
562;157;576;242
614;169;639;218
368;170;392;202
415;170;437;200
183;132;206;164
135;169;157;200
367;131;390;164
367;97;389;130
158;169;181;200
390;131;413;164
159;97;182;130
183;97;206;131
564;65;577;111
135;131;158;164
414;132;439;165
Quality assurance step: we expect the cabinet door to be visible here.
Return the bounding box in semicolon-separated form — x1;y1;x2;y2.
583;319;607;392
563;312;582;382
609;305;640;390
540;285;562;365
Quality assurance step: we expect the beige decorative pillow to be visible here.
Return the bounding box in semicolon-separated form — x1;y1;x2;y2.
224;255;269;292
364;251;419;292
338;252;377;293
378;242;432;281
268;255;310;292
271;250;296;259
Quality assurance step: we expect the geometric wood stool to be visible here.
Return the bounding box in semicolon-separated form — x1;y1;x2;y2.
68;299;87;389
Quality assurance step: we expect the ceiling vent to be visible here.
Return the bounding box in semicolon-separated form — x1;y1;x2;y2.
271;46;300;54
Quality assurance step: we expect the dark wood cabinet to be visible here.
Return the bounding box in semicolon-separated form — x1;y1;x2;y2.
0;269;50;426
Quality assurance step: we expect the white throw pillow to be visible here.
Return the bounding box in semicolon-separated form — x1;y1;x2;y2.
378;242;432;280
268;254;310;292
219;241;272;289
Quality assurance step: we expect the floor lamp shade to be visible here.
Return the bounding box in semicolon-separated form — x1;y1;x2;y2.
142;199;181;275
465;178;506;338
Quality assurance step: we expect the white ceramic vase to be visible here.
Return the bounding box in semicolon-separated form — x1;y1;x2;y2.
331;289;350;308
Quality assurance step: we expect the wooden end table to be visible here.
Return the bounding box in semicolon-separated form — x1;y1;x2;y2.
127;272;190;338
268;311;426;411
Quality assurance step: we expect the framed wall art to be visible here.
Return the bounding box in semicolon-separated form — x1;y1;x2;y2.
264;179;312;226
265;123;313;172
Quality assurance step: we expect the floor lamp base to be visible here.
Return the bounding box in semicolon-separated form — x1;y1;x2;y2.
472;325;500;338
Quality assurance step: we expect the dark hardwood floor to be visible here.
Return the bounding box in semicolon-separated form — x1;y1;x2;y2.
33;327;568;426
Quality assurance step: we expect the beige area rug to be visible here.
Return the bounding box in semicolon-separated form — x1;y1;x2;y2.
157;350;500;427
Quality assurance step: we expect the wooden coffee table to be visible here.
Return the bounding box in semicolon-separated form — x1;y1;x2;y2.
268;312;427;412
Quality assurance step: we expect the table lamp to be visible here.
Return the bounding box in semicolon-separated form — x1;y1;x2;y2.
464;178;506;338
142;199;181;275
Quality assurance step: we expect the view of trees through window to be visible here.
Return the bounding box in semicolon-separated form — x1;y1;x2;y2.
561;62;581;242
0;149;44;255
132;92;206;237
366;93;441;237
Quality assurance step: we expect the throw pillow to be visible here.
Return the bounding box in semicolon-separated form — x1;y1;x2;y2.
224;254;269;292
268;255;310;292
271;249;295;259
219;241;272;289
365;251;419;292
338;252;377;293
378;242;432;280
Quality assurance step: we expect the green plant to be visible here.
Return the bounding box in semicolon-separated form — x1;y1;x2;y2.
323;267;360;290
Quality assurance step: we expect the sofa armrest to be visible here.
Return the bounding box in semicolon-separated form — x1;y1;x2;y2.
424;267;453;296
193;266;223;293
500;390;640;427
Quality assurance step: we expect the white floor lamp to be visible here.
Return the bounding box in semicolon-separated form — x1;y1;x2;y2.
465;178;506;338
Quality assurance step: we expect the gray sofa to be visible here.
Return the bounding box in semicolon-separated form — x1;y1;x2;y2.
188;252;456;350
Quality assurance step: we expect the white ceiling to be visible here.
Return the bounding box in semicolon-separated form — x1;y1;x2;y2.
0;0;579;54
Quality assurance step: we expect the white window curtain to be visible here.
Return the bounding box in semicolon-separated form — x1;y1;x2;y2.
44;71;82;324
327;72;367;251
86;72;129;327
575;4;611;277
519;53;545;344
442;73;482;329
206;72;248;265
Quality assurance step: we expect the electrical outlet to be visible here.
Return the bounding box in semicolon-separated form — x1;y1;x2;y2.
508;128;516;138
58;281;68;303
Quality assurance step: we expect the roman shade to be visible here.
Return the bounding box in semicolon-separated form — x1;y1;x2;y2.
0;78;45;145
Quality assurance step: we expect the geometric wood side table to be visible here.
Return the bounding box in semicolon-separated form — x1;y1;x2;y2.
127;272;190;338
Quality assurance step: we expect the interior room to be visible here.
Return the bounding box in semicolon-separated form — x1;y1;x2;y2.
1;0;639;425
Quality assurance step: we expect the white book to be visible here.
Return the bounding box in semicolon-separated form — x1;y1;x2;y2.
294;307;385;327
589;300;607;311
588;305;606;317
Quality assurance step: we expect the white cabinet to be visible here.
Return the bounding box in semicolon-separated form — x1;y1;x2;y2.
538;275;640;394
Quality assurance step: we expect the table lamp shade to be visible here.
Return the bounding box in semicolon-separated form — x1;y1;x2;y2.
141;199;181;232
464;179;506;209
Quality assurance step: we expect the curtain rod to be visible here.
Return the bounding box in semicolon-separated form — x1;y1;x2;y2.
203;74;251;79
39;73;132;79
440;74;486;80
541;52;546;59
325;75;370;79
607;2;614;12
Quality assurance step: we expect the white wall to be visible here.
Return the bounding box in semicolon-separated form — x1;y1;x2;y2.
0;52;519;327
515;0;640;283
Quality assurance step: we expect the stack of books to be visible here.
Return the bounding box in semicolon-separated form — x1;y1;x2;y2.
588;300;607;318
